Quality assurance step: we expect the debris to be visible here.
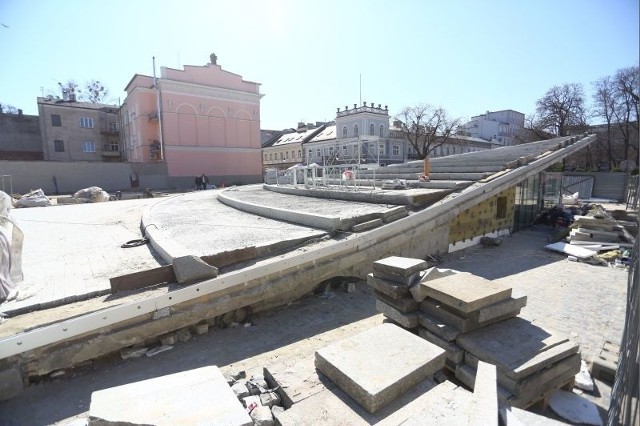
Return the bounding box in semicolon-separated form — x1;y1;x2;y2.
73;186;110;203
250;405;274;425
175;328;192;343
545;242;595;259
50;370;66;378
160;334;177;346
480;236;502;247
145;345;173;357
232;381;250;399
259;391;281;407
193;322;208;335
346;282;356;293
548;389;603;425
14;189;51;208
152;307;171;320
120;347;148;360
574;359;594;392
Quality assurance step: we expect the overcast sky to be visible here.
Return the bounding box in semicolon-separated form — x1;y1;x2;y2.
1;0;638;129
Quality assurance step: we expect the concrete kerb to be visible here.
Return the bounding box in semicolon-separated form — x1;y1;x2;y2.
218;189;342;231
141;194;192;263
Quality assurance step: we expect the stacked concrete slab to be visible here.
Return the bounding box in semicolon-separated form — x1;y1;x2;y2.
368;256;580;409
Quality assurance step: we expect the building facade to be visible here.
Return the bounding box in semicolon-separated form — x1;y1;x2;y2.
0;110;43;161
37;97;121;162
120;59;263;187
262;123;326;171
461;109;525;146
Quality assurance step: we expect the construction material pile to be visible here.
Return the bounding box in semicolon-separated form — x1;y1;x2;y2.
546;204;635;267
368;256;581;408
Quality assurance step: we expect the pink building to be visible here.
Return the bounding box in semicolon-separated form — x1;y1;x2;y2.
120;58;263;187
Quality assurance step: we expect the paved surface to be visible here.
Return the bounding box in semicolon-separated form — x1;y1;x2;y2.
0;185;632;425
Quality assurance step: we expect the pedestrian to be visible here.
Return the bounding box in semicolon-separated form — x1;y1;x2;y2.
200;174;209;190
195;175;201;190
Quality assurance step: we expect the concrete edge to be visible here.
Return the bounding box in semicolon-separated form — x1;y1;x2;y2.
217;189;341;231
141;194;194;263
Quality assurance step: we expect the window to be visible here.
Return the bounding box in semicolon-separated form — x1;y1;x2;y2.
51;114;61;127
308;149;312;158
379;125;384;137
342;145;347;154
392;145;399;156
316;149;321;157
109;122;118;133
270;153;273;160
354;124;359;137
82;141;96;153
279;152;283;160
369;123;375;136
80;117;94;128
108;140;119;151
342;126;347;138
54;139;64;152
379;144;385;155
286;151;289;159
329;146;334;156
298;150;301;158
264;154;267;161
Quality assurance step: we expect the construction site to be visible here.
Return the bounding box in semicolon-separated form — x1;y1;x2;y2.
0;134;638;425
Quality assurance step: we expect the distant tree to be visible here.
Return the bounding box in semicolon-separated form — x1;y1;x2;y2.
56;79;110;103
395;104;461;159
83;80;109;103
612;66;639;163
0;104;18;114
535;83;587;137
592;75;617;169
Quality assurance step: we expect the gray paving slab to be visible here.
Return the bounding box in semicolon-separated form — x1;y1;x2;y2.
376;299;419;329
422;272;512;313
314;323;445;413
89;365;252;426
372;257;427;285
467;361;498;426
374;291;419;313
418;327;465;364
457;317;579;381
366;273;411;299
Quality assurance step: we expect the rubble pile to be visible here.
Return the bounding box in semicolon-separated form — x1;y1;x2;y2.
368;256;581;408
227;370;286;425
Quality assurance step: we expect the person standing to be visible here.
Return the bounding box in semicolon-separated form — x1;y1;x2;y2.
200;174;209;190
194;175;201;190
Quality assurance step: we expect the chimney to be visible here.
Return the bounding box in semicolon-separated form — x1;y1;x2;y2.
345;105;348;111
337;107;340;113
353;104;357;109
18;109;22;116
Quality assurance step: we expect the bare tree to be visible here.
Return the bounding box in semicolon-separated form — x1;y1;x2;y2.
56;79;110;103
612;66;639;163
395;104;461;159
592;75;618;168
535;83;587;136
0;104;18;114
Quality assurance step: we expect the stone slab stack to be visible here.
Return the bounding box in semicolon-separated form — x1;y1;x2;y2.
455;317;581;409
414;272;526;372
369;256;580;409
368;256;428;331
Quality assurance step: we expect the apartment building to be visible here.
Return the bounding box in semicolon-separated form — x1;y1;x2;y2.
461;109;525;146
37;96;121;162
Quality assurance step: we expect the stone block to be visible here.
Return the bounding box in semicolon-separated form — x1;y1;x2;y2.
193;322;209;335
375;291;419;313
232;381;250;399
423;272;512;313
249;405;274;425
409;267;458;302
372;256;427;285
367;273;411;299
467;361;498;426
457;317;579;381
420;297;471;330
591;358;617;383
172;255;219;285
0;366;24;402
418;328;465;364
351;218;383;232
314;323;445;413
500;405;568;426
120;347;148;360
473;293;527;323
418;312;460;341
160;333;177;346
264;356;323;409
89;365;252;425
176;327;192;343
376;299;418;329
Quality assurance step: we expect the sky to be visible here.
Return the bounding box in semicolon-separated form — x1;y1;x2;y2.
1;0;638;130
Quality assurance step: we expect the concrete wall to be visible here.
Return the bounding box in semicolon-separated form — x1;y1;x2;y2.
0;113;43;160
0;160;169;194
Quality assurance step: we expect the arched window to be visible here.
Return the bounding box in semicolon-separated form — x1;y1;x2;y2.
354;124;359;137
379;125;384;137
342;126;347;138
369;123;375;136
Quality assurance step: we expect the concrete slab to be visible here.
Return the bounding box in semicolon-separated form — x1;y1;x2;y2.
314;323;445;413
499;405;567;425
376;299;419;329
89;365;252;426
418;312;460;341
172;255;219;285
366;273;411;299
375;291;419;313
423;272;512;313
372;256;427;285
418;327;465;364
457;317;578;380
467;361;498;426
409;267;458;302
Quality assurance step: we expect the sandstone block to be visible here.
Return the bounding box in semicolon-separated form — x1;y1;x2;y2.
375;291;419;313
367;273;411;299
314;323;445;413
172;255;219;285
423;272;512;313
372;256;427;285
376;299;418;329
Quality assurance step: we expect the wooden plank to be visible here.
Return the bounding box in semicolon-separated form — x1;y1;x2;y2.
110;265;176;293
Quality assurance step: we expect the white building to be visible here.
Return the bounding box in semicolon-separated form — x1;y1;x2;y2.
461;110;525;146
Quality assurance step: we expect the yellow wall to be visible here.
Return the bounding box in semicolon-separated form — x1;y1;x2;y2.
448;187;516;244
